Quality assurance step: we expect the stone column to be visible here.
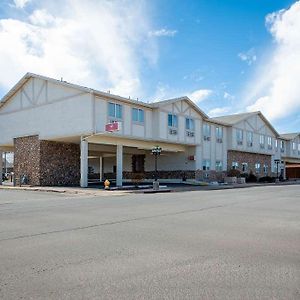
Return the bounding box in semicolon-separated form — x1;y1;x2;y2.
80;139;88;188
0;151;3;185
116;144;123;187
99;156;103;182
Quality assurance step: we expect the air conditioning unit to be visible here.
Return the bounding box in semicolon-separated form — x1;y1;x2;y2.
247;142;253;147
216;138;223;143
188;155;195;161
204;136;211;141
268;145;272;150
237;140;243;145
169;128;177;135
186;131;195;137
260;144;265;149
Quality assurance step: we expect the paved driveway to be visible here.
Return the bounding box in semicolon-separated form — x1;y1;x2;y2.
0;186;299;299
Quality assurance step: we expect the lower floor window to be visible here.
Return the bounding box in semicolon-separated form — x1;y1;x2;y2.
263;164;268;174
215;161;223;171
255;163;261;174
232;162;239;170
242;163;248;173
202;159;211;171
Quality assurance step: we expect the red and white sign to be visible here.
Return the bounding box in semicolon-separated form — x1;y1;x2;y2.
105;122;122;132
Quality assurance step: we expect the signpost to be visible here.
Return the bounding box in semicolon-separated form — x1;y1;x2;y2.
151;146;162;190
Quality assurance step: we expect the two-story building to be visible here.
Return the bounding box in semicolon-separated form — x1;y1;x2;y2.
0;73;299;187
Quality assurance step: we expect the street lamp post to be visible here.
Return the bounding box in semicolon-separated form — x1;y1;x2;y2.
152;146;162;189
274;159;280;182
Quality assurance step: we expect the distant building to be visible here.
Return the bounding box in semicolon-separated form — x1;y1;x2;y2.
0;73;299;186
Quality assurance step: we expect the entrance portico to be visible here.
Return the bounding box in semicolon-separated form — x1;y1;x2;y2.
80;134;190;188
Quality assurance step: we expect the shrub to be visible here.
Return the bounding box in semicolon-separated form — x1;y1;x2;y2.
227;168;241;178
246;172;257;183
258;176;276;183
131;173;145;188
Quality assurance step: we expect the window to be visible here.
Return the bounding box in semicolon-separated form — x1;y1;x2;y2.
263;164;268;174
247;131;253;147
275;139;278;149
280;140;285;152
267;136;272;150
232;162;239;170
298;144;300;155
215;161;223;171
132;108;144;123
202;159;211;171
236;129;243;145
292;142;296;151
216;127;223;143
203;123;211;141
259;135;265;148
255;163;261;174
168;114;178;128
242;163;248;173
185;118;195;131
108;102;122;119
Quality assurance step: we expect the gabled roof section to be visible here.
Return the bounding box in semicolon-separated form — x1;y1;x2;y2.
151;96;209;119
279;133;300;140
210;111;279;136
0;73;153;110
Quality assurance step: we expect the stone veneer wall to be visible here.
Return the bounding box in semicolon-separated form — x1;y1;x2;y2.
39;141;80;186
227;150;272;177
14;135;41;186
14;135;80;186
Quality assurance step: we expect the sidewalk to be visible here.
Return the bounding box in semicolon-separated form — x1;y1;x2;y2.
0;184;128;197
1;180;299;196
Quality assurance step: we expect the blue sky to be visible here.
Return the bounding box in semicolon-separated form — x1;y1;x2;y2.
0;0;299;133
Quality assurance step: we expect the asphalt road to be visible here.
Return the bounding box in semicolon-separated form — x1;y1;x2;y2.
0;185;299;299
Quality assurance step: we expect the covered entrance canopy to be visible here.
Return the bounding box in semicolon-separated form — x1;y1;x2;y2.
80;134;188;187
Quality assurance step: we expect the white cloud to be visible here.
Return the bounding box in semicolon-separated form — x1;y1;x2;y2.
238;48;257;66
244;2;300;120
0;0;157;98
223;92;235;101
13;0;31;9
187;89;212;104
208;107;230;117
149;28;177;37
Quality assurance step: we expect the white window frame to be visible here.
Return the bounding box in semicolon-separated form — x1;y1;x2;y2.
132;108;144;123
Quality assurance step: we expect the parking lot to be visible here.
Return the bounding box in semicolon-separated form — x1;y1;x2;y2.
0;185;299;299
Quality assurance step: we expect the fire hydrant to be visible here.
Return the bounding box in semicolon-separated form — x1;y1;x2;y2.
104;179;110;190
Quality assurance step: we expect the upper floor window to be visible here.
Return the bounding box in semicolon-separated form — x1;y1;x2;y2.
185;118;195;131
275;139;278;149
292;142;296;151
280;140;285;152
202;159;211;171
216;127;223;143
259;135;265;149
247;131;253;147
132;108;144;123
203;123;211;141
236;129;243;145
215;161;223;171
298;144;300;155
168;114;178;128
108;102;122;119
267;136;272;150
